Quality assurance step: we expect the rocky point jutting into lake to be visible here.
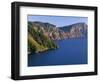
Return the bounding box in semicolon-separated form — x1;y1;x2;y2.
28;21;87;54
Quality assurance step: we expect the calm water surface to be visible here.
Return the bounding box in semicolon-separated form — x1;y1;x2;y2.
28;39;88;66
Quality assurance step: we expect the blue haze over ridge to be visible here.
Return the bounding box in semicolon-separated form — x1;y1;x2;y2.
28;15;88;27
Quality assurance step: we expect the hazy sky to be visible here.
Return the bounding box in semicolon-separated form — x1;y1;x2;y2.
28;15;88;27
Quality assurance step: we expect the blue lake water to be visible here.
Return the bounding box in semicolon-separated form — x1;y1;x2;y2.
28;39;88;67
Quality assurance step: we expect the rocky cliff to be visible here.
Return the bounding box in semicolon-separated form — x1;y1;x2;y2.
28;21;87;54
28;22;58;54
59;23;88;38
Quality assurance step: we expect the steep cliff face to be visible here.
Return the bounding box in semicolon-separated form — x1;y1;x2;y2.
28;22;58;54
60;23;88;38
28;21;87;54
29;21;66;40
29;22;87;40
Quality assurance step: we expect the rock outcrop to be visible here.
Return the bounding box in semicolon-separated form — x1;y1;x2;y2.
28;21;87;54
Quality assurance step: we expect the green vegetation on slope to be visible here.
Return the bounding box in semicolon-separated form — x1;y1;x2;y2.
28;33;48;53
28;22;58;54
28;21;87;54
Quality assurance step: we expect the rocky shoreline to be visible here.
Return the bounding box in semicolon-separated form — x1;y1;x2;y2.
28;21;87;54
